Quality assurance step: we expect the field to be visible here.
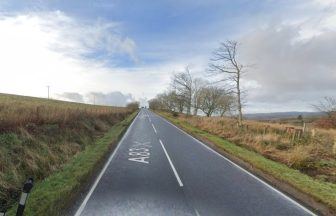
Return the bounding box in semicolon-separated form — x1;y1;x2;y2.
0;93;133;212
175;114;336;183
159;112;336;213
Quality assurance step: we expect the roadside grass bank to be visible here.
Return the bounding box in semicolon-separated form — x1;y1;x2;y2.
0;93;134;213
6;111;138;215
157;111;336;215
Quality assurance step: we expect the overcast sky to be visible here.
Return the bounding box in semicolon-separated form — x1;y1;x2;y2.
0;0;335;112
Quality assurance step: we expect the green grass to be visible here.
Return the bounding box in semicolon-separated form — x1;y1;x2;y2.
6;112;137;216
159;112;336;213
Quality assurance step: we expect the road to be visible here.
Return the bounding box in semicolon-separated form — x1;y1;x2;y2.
75;109;315;216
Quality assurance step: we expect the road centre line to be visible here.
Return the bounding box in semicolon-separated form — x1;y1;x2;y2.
159;139;183;187
152;123;157;134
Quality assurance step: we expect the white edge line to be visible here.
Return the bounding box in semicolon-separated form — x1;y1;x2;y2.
159;139;184;187
153;112;316;216
152;123;157;134
74;112;140;216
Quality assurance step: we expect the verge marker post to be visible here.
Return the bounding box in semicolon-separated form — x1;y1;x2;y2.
16;178;34;216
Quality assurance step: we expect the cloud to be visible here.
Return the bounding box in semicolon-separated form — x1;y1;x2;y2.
0;11;148;100
87;91;134;106
239;24;336;112
57;92;84;103
24;11;137;61
56;91;136;107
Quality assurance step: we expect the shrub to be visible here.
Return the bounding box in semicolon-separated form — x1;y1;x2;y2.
314;117;336;129
126;101;140;111
172;111;179;117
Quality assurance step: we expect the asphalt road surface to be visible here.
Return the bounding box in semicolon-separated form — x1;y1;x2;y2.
75;109;315;216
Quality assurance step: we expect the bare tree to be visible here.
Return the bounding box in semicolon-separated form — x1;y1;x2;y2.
158;92;176;111
217;94;235;117
198;86;224;117
171;67;193;115
192;78;207;115
209;40;246;126
313;96;336;118
172;91;185;113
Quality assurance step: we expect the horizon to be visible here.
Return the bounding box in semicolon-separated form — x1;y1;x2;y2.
0;92;325;116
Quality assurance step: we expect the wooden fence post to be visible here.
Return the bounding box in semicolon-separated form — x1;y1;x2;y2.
311;129;316;138
291;130;296;143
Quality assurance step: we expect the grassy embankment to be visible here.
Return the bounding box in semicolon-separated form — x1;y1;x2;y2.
158;112;336;214
0;93;135;214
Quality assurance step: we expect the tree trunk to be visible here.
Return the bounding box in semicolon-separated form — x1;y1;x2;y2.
193;108;198;115
237;73;243;127
186;92;192;115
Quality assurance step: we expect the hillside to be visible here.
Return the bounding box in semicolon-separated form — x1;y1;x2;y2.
0;93;133;212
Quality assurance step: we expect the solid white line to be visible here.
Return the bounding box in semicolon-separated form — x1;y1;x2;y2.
159;139;183;187
153;112;316;216
152;123;157;134
74;112;140;216
195;209;201;216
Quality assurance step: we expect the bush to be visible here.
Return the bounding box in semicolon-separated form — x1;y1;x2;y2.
314;117;336;129
172;111;179;117
287;146;317;171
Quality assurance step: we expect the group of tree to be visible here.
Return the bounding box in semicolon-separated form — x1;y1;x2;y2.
148;40;246;125
149;72;235;117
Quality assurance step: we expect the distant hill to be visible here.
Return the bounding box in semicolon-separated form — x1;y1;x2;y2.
244;112;324;120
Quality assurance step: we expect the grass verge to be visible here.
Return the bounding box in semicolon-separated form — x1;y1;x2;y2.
158;112;336;215
6;111;137;216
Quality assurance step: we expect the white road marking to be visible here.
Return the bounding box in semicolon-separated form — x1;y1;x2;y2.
153;112;316;216
159;139;183;187
195;209;201;216
128;141;151;164
152;123;157;134
74;112;140;216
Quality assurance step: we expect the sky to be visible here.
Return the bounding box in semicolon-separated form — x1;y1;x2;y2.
0;0;335;112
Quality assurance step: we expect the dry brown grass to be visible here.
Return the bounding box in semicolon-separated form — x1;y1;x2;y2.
0;93;129;131
178;114;336;183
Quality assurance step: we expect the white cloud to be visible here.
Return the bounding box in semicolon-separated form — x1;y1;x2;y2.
86;91;134;106
0;11;150;102
57;92;84;103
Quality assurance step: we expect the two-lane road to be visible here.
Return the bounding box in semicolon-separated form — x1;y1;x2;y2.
75;109;314;216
